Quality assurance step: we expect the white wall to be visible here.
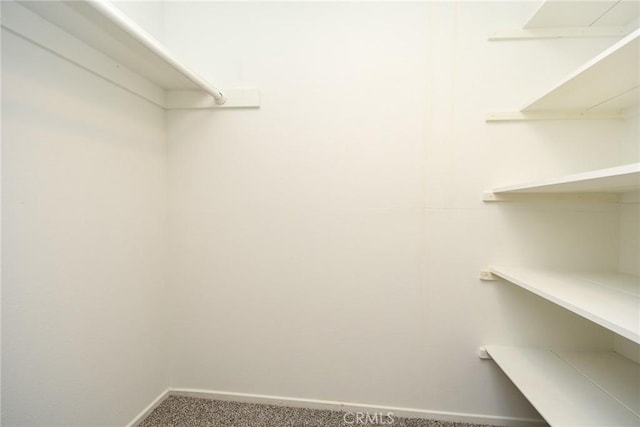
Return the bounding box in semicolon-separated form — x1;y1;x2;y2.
620;113;639;162
109;1;165;43
616;107;640;361
2;1;636;425
164;1;628;422
619;111;640;277
1;24;168;426
619;197;639;277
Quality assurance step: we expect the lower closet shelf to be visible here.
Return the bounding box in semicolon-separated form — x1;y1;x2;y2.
489;266;640;343
485;346;640;426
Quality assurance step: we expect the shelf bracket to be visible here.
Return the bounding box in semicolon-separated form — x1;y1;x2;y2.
478;347;493;360
479;269;497;281
483;192;502;202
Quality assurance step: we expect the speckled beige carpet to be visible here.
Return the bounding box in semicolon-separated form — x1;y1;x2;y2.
138;396;499;427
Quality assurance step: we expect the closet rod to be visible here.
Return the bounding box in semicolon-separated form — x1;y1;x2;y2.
87;0;227;105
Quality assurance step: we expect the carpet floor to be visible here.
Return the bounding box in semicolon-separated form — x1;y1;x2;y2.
138;396;499;427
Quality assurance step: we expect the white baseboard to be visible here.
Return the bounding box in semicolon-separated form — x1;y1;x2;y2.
126;388;170;427
169;387;545;427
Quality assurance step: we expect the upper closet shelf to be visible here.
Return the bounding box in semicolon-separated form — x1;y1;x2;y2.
487;29;639;121
523;29;639;113
489;0;640;39
525;0;640;30
484;163;640;201
0;0;259;109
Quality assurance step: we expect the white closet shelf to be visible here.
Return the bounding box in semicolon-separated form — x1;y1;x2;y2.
0;0;259;109
525;0;640;29
487;30;639;119
485;345;640;426
489;266;640;343
484;163;640;200
489;0;639;40
523;29;639;113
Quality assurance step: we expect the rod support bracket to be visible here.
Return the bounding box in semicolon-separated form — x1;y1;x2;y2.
215;92;227;105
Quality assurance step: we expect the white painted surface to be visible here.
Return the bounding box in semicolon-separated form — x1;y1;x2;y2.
1;26;168;426
489;266;640;343
1;1;638;424
593;1;640;27
621;113;640;162
489;26;628;40
4;1;255;109
108;0;165;44
485;346;640;426
556;349;640;416
485;110;622;121
10;0;225;105
487;163;640;195
15;1;194;89
1;1;165;107
164;1;628;421
523;29;640;112
619;197;640;276
525;0;640;29
614;335;640;364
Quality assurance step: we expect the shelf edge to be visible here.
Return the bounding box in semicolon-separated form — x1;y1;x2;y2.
489;26;628;41
486;163;640;195
485;111;623;121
